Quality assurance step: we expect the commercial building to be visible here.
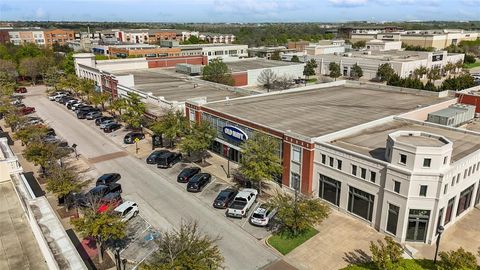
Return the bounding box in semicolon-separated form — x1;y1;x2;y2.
179;44;248;62
247;46;297;59
338;26;404;39
198;33;236;44
351;29;480;50
305;40;351;55
365;40;402;51
44;29;75;46
186;80;480;244
224;58;305;87
107;44;181;58
307;50;464;80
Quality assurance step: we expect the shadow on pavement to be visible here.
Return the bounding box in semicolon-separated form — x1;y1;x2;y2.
66;229;97;270
343;249;371;265
23;171;45;197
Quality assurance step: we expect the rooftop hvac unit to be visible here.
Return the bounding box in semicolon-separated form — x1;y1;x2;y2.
343;53;352;57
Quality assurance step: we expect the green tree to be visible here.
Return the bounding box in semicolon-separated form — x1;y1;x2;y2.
62;52;76;75
121;92;146;129
352;40;366;49
239;132;282;195
443;62;456;75
328;62;341;81
202;58;235;86
43;66;62;89
141;221;223;270
0;59;17;81
13;124;49;146
290;55;300;62
150;109;188;147
441;74;476;90
72;209;125;263
424;81;438;91
268;192;330;236
45;165;83;199
270;51;281;61
303;59;318;79
376;63;396;82
438;247;478;270
179;121;216;162
427;66;441;82
23;141;70;174
19;57;42;85
464;54;477;64
77;78;95;101
57;74;80;95
350;63;363;80
369;236;403;270
257;69;277;92
413;66;428;79
91;91;111;110
110;97;126;116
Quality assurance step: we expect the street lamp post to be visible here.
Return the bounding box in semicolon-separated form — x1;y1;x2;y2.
226;146;231;178
115;247;122;270
433;225;445;264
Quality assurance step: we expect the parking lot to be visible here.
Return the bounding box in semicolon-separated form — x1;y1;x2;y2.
24;89;277;269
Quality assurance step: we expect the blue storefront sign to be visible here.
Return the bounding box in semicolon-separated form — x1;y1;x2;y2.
223;126;248;142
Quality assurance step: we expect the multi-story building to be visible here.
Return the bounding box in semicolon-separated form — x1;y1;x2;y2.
247;46;297;59
308;50;464;80
338;26;404;39
199;33;236;44
185;80;480;245
44;29;75;46
147;30;177;44
108;44;181;58
179;44;248;62
0;30;10;44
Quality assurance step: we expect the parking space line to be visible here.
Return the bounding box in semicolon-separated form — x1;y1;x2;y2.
241;201;258;228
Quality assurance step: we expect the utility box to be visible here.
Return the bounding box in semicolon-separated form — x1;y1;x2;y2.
427;104;476;127
175;63;203;76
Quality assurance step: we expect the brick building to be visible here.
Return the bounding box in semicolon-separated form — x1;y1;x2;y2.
44;29;75;46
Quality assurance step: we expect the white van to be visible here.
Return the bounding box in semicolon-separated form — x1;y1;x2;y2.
113;201;139;222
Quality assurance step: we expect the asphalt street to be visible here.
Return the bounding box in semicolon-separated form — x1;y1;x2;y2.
23;87;278;270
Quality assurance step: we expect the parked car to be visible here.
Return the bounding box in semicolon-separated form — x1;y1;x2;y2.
99;119;116;129
123;131;145;144
70;102;85;111
113;201;139;222
86;111;102;120
187;173;212;192
226;188;258;218
48;93;65;101
249;204;277;227
54;94;69;102
177;167;201;183
59;96;74;104
19;106;35;115
97;192;123;213
76;183;122;207
213;188;238;209
46;128;56;137
146;150;170;164
156;151;182;168
65;99;78;107
77;108;99;119
24;116;43;125
103;122;122;133
75;105;94;114
15;87;27;93
95;116;114;126
96;173;121;186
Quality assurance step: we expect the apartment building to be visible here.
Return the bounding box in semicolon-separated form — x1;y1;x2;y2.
44;29;75;46
199;33;236;44
108;44;181;58
148;30;177;44
179;44;248;62
7;29;45;46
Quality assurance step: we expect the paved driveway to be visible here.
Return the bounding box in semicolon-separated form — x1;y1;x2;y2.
285;210;384;270
23;86;278;270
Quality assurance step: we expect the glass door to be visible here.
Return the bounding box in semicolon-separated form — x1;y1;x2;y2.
406;209;430;242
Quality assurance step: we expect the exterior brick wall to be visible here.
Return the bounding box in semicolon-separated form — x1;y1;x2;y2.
147;55;207;68
457;93;480;113
232;72;248;86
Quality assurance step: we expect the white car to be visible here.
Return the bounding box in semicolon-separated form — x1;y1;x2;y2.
250;204;277;227
226;188;258;218
113;201;139;222
49;93;66;101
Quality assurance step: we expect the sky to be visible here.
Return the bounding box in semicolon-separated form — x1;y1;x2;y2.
0;0;479;23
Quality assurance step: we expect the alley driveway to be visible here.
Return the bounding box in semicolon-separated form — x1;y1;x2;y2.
23;87;278;270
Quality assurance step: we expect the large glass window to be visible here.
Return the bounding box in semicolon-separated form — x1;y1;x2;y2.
406;209;430;242
292;146;301;163
319;174;341;206
476;181;480;206
457;184;475;216
444;197;455;224
386;204;399;235
348;187;375;221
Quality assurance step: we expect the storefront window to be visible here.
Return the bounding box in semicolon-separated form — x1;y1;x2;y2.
386;204;399;235
406;209;430;242
348;187;374;221
319;174;341;206
457;184;475;216
444;197;455;224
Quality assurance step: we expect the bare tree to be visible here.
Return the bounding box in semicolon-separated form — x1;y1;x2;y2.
0;59;17;80
257;69;277;92
273;75;294;90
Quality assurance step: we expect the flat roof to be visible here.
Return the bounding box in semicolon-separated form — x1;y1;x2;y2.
113;68;246;102
225;59;302;73
396;134;448;147
330;119;480;162
203;84;450;138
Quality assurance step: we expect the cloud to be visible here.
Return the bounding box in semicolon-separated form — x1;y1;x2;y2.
35;7;46;17
461;0;480;5
328;0;368;7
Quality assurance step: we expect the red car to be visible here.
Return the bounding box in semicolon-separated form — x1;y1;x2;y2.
15;87;27;93
97;193;123;213
19;107;35;115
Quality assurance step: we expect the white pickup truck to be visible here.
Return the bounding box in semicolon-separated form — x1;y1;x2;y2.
226;188;258;218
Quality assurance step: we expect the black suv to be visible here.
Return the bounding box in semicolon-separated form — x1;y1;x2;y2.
157;151;182;168
124;131;145;144
76;183;122;207
186;173;212;192
177;167;201;183
146;150;169;164
95;116;114;126
213;188;238;209
96;173;121;186
77;108;99;119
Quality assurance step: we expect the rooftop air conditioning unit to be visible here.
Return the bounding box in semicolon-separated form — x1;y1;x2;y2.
343;53;352;57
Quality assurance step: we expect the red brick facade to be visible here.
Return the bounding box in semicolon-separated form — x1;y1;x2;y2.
457;93;480;113
232;72;248;87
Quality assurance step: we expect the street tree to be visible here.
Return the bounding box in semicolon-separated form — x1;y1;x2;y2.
179;121;216;162
72;209;125;263
350;63;363;80
290;55;300;62
141;221;224;270
150;109;188;147
44;165;83;200
43;66;63;90
270;51;281;61
268;192;330;236
58;74;80;95
272;75;294;90
257;69;277;92
376;63;396;82
369;236;403;270
77;78;95;101
443;62;456;75
121;92;146;129
91;91;111;111
328;62;341;81
427;66;442;82
352;40;366;49
0;59;17;81
62;52;76;75
202;58;234;86
438;247;478;270
13;124;49;146
110;98;126;116
19;57;42;85
239;132;282;195
303;59;317;79
23;141;70;174
413;66;428;79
